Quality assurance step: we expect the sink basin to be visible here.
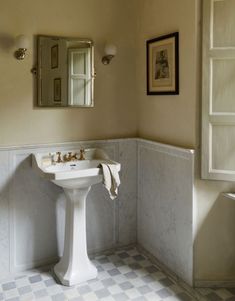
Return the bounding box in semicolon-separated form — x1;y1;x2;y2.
32;148;121;286
33;148;120;189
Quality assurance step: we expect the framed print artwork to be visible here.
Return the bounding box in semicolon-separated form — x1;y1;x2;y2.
51;44;58;69
54;78;61;102
147;32;179;95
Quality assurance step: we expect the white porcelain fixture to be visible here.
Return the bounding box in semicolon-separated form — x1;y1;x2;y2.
33;148;120;286
102;43;117;64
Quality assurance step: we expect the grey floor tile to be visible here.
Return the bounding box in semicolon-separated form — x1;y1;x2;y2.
51;293;66;301
132;297;147;301
137;285;152;295
102;278;116;287
124;271;138;279
118;252;130;259
18;285;32;295
97;265;104;272
156;287;172;298
29;274;42;284
113;292;129;301
177;292;193;301
141;275;155;283
34;289;48;298
2;282;16;291
45;278;57;287
114;261;125;267
98;257;110;264
128;263;142;270
77;285;91;295
119;281;134;290
133;255;145;261
108;269;121;276
95;288;110;298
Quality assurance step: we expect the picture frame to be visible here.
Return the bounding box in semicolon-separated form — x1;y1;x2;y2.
54;78;61;102
147;32;179;95
51;44;58;69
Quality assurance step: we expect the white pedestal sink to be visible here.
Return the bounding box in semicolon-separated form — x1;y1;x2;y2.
33;148;120;286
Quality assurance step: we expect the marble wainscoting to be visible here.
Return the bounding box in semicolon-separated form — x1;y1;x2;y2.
0;150;10;278
137;139;195;286
0;138;196;287
0;139;137;280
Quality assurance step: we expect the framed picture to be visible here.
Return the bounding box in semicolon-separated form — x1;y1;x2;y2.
54;78;61;102
147;32;179;95
51;44;58;69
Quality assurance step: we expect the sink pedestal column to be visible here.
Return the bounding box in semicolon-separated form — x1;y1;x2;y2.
54;187;97;286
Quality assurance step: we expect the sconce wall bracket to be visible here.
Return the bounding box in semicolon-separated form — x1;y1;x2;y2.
102;54;114;65
15;48;27;60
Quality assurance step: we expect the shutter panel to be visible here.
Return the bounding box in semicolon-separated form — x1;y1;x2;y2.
68;48;91;106
202;0;235;181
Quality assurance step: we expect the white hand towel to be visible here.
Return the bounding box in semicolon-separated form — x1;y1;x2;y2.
99;163;121;200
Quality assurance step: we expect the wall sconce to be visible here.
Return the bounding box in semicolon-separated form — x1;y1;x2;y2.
102;44;117;65
14;35;29;60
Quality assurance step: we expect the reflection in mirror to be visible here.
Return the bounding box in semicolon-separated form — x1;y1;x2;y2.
37;35;94;107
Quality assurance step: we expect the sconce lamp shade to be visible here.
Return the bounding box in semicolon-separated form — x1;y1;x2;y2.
102;43;117;65
104;44;117;56
15;35;29;49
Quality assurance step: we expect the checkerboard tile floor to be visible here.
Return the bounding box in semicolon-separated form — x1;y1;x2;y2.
0;247;232;301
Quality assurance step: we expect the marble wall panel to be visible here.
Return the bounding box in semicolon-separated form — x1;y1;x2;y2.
118;139;137;245
0;151;10;279
137;140;194;285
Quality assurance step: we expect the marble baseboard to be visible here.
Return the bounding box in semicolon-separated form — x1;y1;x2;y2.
194;280;235;288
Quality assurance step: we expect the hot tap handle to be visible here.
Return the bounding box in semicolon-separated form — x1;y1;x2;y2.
56;152;63;163
79;147;85;160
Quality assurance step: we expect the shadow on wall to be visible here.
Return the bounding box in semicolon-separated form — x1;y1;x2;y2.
195;193;235;281
0;33;15;53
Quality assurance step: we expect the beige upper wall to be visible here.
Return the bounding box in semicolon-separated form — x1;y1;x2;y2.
194;176;235;282
136;0;199;149
0;0;138;146
0;0;199;149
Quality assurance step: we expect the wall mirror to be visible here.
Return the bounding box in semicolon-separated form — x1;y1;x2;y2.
37;35;94;107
